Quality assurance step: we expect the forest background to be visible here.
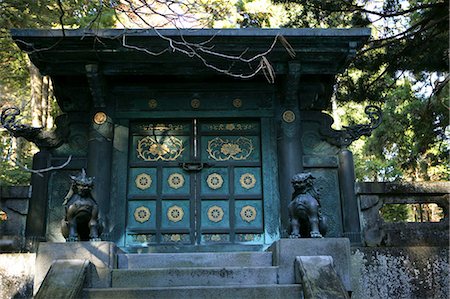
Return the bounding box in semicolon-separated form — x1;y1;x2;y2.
0;0;448;221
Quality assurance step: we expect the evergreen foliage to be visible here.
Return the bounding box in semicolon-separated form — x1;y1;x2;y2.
0;0;448;185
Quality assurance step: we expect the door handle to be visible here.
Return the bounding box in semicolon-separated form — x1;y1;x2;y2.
179;162;213;172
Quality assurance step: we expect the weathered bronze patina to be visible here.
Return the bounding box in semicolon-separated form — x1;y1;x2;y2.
9;28;372;248
289;172;327;238
61;169;102;242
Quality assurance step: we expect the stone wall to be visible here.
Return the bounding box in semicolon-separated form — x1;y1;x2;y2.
351;247;449;299
1;246;447;299
0;183;448;298
357;182;449;247
0;186;30;252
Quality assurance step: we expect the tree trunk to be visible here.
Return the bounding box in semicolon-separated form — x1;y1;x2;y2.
29;62;43;128
41;75;49;127
29;62;55;130
45;77;55;129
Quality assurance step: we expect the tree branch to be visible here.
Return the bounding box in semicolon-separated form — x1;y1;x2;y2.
56;0;66;37
2;155;72;178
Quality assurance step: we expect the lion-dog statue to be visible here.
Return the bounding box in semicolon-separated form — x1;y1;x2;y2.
288;172;327;238
61;169;102;241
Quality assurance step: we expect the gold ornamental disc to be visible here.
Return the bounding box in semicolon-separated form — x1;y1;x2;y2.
168;173;185;189
239;173;256;189
207;205;224;223
148;99;158;109
135;173;152;190
206;173;224;190
282;110;296;123
167;205;184;222
240;205;257;223
191;99;201;109
93;112;107;125
232;98;242;108
134;206;151;223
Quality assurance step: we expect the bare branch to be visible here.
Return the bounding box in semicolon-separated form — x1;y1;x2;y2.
2;155;73;178
122;35;169;55
56;0;66;37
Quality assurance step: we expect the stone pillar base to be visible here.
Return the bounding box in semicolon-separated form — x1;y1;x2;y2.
269;238;351;291
34;241;117;295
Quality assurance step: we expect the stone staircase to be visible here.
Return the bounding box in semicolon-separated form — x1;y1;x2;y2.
83;251;302;298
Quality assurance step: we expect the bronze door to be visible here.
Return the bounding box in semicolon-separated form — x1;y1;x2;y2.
125;120;264;247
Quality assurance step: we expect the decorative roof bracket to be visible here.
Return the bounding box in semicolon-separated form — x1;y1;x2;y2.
320;105;382;148
0;107;69;149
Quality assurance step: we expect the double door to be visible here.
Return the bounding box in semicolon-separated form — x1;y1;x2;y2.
126;119;264;246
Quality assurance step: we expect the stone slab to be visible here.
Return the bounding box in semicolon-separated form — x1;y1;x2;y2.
84;284;303;299
34;241;116;295
118;251;273;269
269;238;351;291
35;259;89;299
295;256;349;299
112;266;278;287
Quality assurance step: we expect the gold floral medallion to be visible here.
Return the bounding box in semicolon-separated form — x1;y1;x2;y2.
135;173;152;190
206;173;224;190
167;205;184;222
134;206;151;223
240;205;257;223
225;123;236;130
137;136;184;161
207;137;254;161
168;173;185;189
207;205;224;222
210;234;221;241
170;234;181;242
239;173;256;189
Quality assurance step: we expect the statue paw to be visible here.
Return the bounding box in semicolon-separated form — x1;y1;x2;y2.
289;233;301;239
310;231;323;238
90;238;102;242
67;236;79;242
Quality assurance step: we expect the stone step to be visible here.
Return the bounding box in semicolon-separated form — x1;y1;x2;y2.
83;284;303;299
111;266;279;288
117;251;273;269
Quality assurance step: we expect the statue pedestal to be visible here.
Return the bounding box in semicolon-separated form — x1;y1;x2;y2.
269;238;351;291
34;241;117;295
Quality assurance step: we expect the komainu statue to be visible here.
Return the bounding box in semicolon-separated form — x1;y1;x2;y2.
61;169;102;242
288;172;327;238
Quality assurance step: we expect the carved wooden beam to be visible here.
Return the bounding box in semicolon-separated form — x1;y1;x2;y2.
85;64;106;108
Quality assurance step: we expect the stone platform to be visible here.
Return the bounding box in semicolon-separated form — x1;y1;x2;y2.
269;238;351;291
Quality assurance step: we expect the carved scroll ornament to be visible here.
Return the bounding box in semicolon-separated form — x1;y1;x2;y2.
137;136;184;161
1;107;69;148
320;105;382;148
207;137;254;161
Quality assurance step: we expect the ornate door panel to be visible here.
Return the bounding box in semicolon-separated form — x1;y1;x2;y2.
198;121;263;244
125;120;263;247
